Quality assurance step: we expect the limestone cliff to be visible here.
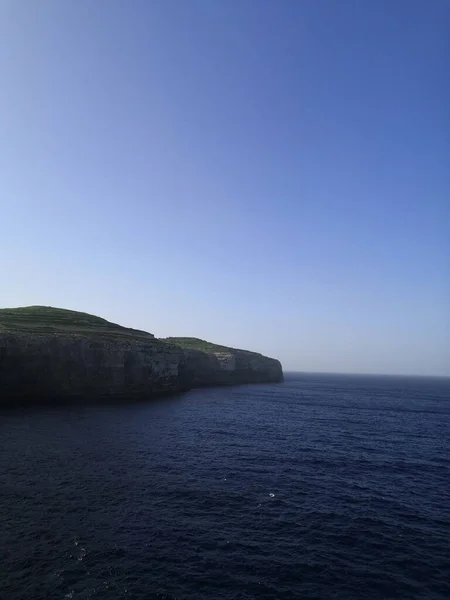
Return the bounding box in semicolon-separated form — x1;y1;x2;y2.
164;337;283;387
0;332;187;404
0;307;283;406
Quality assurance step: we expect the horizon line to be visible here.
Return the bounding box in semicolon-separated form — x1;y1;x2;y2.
283;370;450;379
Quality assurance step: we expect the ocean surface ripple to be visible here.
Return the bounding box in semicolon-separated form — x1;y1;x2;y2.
1;373;449;599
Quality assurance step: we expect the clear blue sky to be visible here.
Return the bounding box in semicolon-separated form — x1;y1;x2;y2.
1;0;449;375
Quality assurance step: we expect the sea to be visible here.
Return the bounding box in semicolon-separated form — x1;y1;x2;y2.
1;372;449;600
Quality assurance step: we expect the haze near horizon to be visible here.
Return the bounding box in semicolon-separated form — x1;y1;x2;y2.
1;0;448;376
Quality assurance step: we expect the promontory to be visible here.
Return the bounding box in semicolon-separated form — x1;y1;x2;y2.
0;306;283;406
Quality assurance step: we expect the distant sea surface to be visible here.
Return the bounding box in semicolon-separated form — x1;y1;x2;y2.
1;373;449;600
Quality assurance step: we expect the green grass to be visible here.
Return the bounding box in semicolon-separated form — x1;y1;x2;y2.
162;337;253;355
0;306;155;341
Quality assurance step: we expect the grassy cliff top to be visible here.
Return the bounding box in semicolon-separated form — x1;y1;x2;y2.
161;337;258;356
0;306;155;340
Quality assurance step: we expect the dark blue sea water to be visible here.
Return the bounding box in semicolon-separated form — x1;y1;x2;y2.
1;373;449;600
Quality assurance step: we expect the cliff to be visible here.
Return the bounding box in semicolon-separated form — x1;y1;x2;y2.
163;337;283;387
0;307;283;406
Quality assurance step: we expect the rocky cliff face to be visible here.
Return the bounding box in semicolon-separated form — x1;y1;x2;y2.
0;307;283;406
0;333;186;405
180;348;283;387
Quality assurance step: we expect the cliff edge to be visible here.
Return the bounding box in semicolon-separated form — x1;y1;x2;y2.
0;307;283;406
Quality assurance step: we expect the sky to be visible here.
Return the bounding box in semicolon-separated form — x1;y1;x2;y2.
0;0;449;376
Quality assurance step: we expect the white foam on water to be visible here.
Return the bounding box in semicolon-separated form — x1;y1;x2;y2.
77;548;86;562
